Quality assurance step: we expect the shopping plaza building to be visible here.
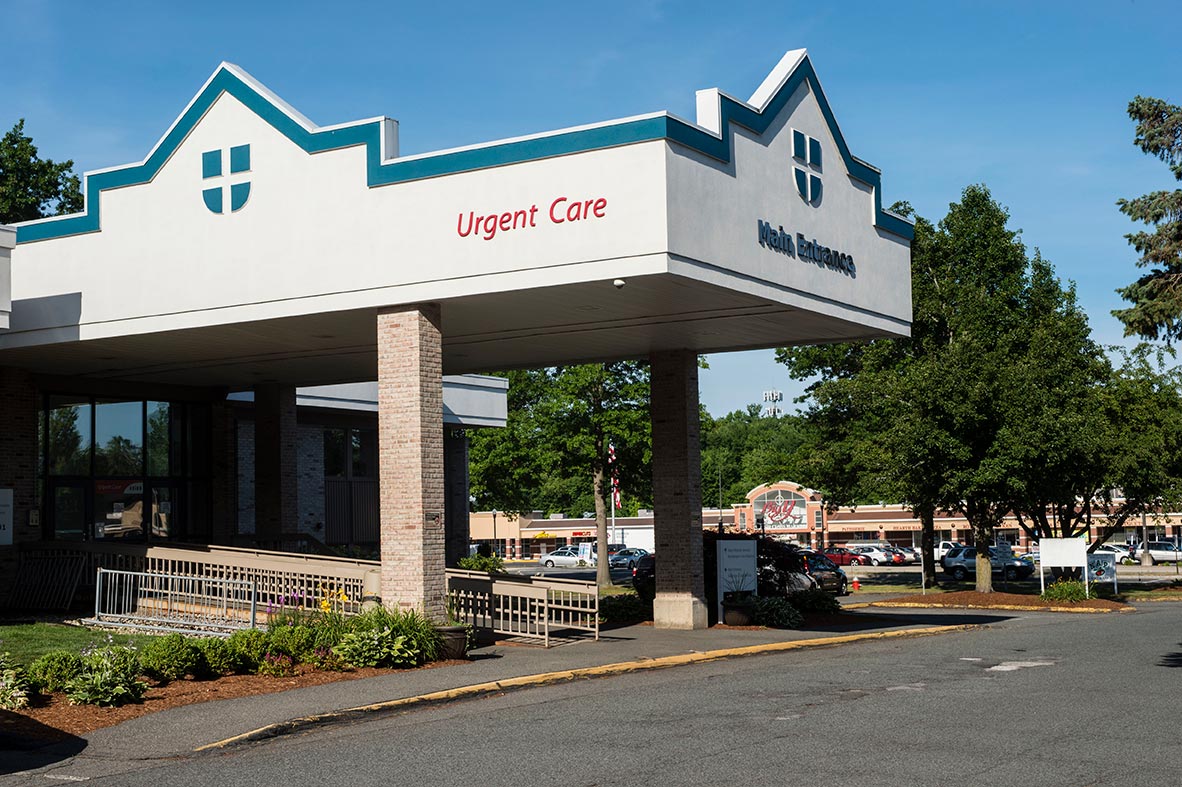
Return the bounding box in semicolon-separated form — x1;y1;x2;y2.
1;50;913;628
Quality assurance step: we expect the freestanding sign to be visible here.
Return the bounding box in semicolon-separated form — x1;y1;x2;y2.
716;539;758;620
1039;538;1095;597
0;489;13;546
1087;553;1118;594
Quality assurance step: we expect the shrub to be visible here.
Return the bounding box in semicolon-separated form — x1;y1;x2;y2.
308;646;348;672
140;633;203;682
1041;578;1088;603
598;593;653;624
332;629;418;668
27;650;85;694
227;628;269;672
751;597;804;629
787;587;842;616
348;607;440;664
257;652;297;677
267;624;317;663
66;646;147;707
194;637;241;677
457;552;504;573
0;652;31;710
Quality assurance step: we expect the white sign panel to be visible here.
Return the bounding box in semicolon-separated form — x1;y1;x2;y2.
716;539;758;620
1040;538;1087;568
0;489;12;546
577;542;595;565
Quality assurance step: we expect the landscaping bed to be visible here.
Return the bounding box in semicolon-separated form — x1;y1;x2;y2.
2;659;466;743
868;589;1130;612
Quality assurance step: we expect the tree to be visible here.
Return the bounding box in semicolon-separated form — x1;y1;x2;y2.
782;186;1091;592
1113;96;1182;341
0;119;83;223
468;362;651;587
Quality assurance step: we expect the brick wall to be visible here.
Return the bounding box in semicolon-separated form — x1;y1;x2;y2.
253;384;297;538
650;350;707;629
236;419;255;535
377;305;445;618
297;426;325;536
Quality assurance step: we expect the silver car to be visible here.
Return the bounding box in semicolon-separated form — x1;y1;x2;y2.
538;545;593;568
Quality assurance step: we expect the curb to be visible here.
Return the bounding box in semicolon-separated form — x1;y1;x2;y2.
864;601;1132;614
194;623;975;752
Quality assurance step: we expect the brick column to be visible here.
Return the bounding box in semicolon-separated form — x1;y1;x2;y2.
0;367;40;600
254;384;297;540
650;350;707;629
378;305;445;619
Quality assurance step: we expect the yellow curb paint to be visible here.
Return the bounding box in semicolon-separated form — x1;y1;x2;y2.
194;624;972;752
868;602;1129;614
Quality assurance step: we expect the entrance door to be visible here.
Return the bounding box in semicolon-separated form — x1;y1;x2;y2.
48;481;87;541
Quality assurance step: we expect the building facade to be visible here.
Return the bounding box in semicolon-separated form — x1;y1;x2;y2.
2;50;913;627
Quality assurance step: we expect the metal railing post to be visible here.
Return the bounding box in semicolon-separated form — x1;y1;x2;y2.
94;568;104;620
250;579;258;629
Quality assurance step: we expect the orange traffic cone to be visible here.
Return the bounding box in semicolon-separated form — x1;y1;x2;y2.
851;577;861;592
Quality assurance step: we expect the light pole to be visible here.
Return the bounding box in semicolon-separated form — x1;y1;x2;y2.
1140;511;1153;567
492;508;498;557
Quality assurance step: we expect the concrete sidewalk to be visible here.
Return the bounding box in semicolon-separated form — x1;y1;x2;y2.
3;607;1003;780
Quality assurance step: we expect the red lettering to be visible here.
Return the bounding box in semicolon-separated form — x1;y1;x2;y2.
529;204;538;226
566;200;582;222
457;211;475;237
593;197;606;217
499;211;513;232
550;196;567;223
482;214;498;241
512;209;528;229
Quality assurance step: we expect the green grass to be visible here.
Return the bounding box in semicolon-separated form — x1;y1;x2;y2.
0;622;160;666
600;584;636;597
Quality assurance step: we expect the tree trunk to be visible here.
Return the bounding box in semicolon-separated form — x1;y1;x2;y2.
593;465;611;588
920;507;937;586
972;521;994;593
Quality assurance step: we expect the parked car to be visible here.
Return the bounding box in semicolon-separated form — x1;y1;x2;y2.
608;548;649;569
822;546;870;566
852;546;898;566
895;546;920;564
1130;541;1182;565
798;550;849;595
1094;543;1134;564
538;545;594;568
942;547;1034;581
934;540;963;564
632;553;656;598
889;547;918;565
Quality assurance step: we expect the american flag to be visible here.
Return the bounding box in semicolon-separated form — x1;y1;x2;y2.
608;442;621;510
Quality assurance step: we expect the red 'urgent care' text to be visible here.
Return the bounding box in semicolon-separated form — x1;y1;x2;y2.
456;196;608;241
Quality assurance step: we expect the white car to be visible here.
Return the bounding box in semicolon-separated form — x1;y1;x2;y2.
1131;541;1182;565
537;545;595;568
853;546;897;566
1094;543;1134;564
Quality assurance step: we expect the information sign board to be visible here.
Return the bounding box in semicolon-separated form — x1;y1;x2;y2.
716;539;758;620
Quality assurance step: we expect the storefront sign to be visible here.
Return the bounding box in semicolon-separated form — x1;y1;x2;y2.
0;489;12;546
457;195;608;241
757;219;856;278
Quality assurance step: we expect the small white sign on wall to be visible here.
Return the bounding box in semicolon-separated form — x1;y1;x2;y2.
716;539;758;620
0;489;13;546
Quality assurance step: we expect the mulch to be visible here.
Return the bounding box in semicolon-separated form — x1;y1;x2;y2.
1;659;468;746
867;590;1129;612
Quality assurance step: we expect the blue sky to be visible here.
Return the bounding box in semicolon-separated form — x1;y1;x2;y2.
5;1;1179;417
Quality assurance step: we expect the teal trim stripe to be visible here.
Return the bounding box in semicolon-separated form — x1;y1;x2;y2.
18;57;913;244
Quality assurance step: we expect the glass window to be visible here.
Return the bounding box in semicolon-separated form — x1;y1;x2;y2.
93;479;144;542
147;401;171;476
352;429;378;478
52;484;86;540
47;396;92;475
94;400;143;476
324;428;347;477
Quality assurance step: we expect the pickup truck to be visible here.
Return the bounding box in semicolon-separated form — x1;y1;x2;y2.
935;540;963;566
